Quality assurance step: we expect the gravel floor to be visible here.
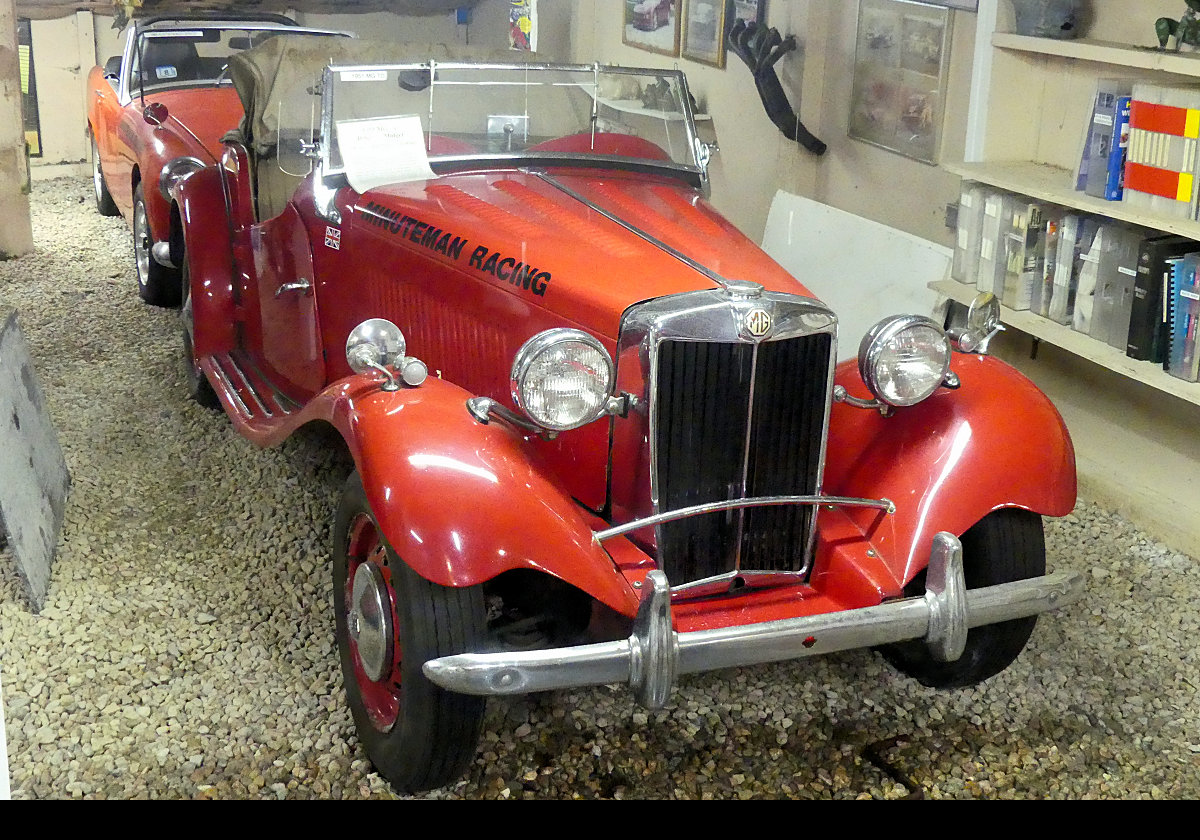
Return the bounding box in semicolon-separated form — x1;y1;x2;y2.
0;176;1198;799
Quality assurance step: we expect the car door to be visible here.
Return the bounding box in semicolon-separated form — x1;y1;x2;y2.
89;55;125;190
249;204;327;397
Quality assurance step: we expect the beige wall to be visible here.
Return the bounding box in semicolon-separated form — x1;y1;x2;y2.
28;11;93;166
293;1;574;55
810;1;974;250
569;1;824;238
571;1;970;246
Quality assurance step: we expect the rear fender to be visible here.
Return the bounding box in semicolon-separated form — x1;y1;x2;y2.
331;375;640;618
175;165;234;357
824;353;1076;586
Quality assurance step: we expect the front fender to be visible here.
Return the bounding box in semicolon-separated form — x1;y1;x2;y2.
175;166;234;357
333;376;640;618
824;353;1076;586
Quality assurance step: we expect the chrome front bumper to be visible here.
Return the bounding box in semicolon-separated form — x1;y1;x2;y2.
423;533;1085;709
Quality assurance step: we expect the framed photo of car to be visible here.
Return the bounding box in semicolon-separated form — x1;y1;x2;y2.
622;0;681;56
848;0;950;165
681;0;729;68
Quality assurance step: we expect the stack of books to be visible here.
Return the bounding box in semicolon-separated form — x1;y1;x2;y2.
948;79;1200;382
952;181;1200;380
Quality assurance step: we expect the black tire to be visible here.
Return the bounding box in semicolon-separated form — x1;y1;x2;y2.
180;256;219;409
91;135;119;217
879;508;1046;689
132;183;182;307
333;471;486;792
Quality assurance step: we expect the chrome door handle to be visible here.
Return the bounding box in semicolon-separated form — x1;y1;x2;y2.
275;278;312;297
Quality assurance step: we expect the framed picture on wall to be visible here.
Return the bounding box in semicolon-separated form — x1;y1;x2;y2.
848;0;951;165
681;0;729;67
622;0;682;57
732;0;765;25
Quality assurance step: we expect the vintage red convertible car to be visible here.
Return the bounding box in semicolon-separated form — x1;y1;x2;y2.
85;13;344;306
168;35;1084;792
633;0;673;32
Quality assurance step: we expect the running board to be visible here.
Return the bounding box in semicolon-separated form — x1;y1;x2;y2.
207;352;300;421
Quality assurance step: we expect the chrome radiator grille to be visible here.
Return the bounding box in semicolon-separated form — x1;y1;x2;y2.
653;332;833;583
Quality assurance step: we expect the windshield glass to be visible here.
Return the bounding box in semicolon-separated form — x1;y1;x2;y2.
319;63;701;185
131;27;290;91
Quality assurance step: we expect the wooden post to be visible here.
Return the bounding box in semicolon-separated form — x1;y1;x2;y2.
0;0;33;258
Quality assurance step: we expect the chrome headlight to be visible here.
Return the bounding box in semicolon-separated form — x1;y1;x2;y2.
511;329;615;431
858;315;952;407
158;156;205;201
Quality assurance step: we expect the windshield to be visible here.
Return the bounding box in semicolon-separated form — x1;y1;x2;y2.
316;63;702;188
130;27;291;92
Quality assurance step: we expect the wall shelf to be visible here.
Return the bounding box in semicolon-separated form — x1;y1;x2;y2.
950;9;1200;554
931;278;1200;407
943;160;1200;240
992;33;1200;78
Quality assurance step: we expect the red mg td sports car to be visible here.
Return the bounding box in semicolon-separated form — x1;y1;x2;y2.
169;35;1083;792
85;14;345;306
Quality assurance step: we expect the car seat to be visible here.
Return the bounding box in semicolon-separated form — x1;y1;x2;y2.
140;39;201;84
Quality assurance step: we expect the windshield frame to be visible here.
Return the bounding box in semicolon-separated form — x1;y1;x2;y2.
317;60;708;189
120;23;343;102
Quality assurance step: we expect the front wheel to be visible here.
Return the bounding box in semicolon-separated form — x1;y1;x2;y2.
333;471;487;792
879;508;1046;689
132;184;181;307
180;255;219;409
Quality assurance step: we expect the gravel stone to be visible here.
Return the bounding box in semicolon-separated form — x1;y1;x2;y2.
1;177;1198;799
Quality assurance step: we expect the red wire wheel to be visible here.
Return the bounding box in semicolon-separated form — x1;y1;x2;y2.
332;471;488;792
343;514;402;731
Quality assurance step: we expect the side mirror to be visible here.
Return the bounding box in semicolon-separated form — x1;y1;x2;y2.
949;292;1005;354
103;56;121;78
143;101;169;126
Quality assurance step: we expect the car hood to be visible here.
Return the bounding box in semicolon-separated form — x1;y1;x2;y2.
357;169;817;338
147;86;244;163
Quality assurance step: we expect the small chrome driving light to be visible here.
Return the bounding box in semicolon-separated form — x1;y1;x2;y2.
511;329;615;431
859;314;952;408
346;318;427;390
158;156;205;201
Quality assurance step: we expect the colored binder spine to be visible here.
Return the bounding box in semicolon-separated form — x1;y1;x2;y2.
1124;85;1200;219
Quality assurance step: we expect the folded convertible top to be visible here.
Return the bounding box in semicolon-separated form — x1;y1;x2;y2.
228;33;526;154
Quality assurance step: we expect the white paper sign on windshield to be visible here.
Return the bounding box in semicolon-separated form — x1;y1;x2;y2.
335;115;436;192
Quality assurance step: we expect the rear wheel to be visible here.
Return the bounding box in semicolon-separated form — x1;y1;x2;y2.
333;471;486;792
132;184;181;307
91;136;118;217
880;509;1046;688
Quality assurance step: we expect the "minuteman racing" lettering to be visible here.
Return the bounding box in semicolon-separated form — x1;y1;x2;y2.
357;201;551;297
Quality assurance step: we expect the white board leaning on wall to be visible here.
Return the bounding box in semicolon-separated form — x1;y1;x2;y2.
761;190;951;360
